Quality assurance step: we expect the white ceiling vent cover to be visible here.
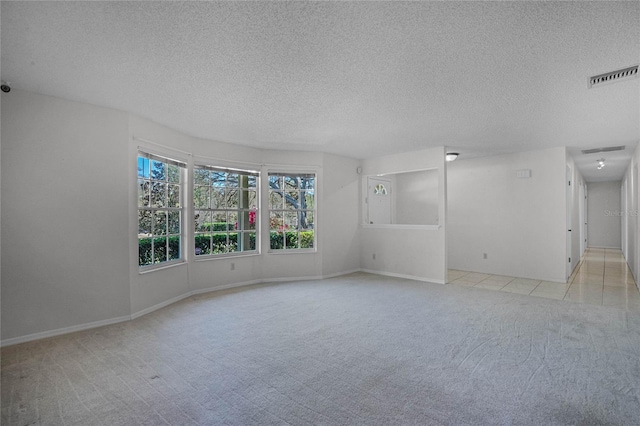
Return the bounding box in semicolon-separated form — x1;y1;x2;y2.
581;146;626;155
589;65;638;88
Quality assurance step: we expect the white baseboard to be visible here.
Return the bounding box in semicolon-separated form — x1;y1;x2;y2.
130;292;193;320
322;269;362;279
360;269;446;285
261;275;324;283
0;315;131;348
190;279;263;296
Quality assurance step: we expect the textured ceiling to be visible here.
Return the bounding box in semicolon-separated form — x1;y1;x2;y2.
1;1;639;180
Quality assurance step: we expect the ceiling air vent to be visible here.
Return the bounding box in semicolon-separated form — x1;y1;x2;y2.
589;65;638;88
581;146;625;155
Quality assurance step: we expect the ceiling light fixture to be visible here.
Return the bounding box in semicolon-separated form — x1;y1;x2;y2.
446;152;459;162
597;158;605;170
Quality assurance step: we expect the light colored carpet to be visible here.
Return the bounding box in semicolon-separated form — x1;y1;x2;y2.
2;272;640;425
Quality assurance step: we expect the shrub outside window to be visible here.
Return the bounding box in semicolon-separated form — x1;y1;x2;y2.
137;153;185;267
268;173;315;250
194;166;258;256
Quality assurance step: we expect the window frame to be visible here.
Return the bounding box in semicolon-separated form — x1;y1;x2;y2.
267;171;317;253
137;151;187;270
193;164;260;259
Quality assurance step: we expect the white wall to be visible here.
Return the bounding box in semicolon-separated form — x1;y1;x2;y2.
321;153;361;277
1;89;361;344
447;147;567;283
395;169;439;225
587;181;622;249
360;147;447;283
621;150;639;286
567;153;587;274
1;90;132;340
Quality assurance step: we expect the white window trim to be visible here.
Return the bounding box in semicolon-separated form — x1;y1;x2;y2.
266;170;318;253
138;259;187;274
137;150;188;271
192;164;261;259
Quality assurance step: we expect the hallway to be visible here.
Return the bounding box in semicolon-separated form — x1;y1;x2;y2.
448;248;640;311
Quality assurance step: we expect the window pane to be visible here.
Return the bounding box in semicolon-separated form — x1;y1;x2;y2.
154;237;167;262
248;208;257;230
151;182;166;207
247;175;257;188
269;191;283;210
154;211;167;235
228;232;239;253
210;212;225;229
168;236;180;260
302;177;315;190
270;231;284;250
284;211;299;230
194;169;210;185
212;172;226;187
151;160;166;181
138;210;152;236
303;191;315;210
138;179;150;207
300;231;314;249
285;190;299;210
226;189;239;209
237;210;248;231
137;157;150;178
139;238;152;266
194;233;210;256
270;211;283;230
194;186;210;209
245;190;257;208
227;173;239;188
236;231;253;252
239;189;249;208
284;176;298;190
302;211;314;230
269;175;282;188
246;232;257;250
211;187;225;209
227;212;239;231
285;231;298;249
168;164;180;183
195;211;211;232
168;211;180;234
168;184;180;208
212;233;228;254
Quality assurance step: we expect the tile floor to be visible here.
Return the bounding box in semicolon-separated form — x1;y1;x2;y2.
448;247;640;311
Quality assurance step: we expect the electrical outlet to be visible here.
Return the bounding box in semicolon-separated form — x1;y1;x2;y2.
483;253;488;259
231;262;235;271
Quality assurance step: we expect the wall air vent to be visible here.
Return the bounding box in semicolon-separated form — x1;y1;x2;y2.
581;146;625;155
589;65;638;88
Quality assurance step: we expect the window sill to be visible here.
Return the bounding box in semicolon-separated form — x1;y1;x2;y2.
361;224;441;230
138;260;187;274
267;248;317;255
194;252;260;262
